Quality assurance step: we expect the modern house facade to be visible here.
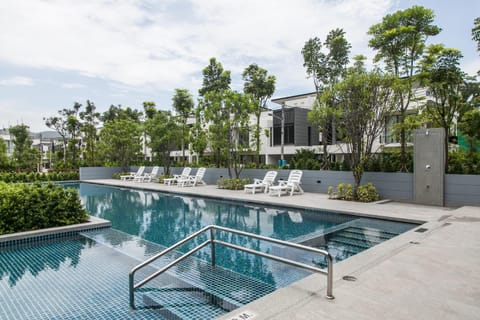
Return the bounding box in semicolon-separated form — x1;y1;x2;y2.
262;86;441;166
1;128;63;170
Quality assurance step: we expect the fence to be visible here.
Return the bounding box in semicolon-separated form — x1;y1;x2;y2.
79;167;480;207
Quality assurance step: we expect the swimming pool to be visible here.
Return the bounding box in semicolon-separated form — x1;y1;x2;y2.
0;182;417;319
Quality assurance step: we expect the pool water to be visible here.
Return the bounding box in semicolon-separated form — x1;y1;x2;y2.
0;183;417;319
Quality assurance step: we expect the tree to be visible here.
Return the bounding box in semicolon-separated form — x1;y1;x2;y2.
45;102;83;167
190;120;208;164
44;114;68;165
223;90;255;178
0;138;9;169
242;64;276;167
325;58;395;197
79;100;100;166
143;101;157;120
197;58;231;167
65;102;82;168
473;17;480;75
198;57;231;97
144;110;181;175
473;17;480;52
459;108;480;153
9;124;38;170
198;90;229;168
302;29;351;169
101;105;143;123
97;119;142;171
419;44;467;168
368;6;440;171
172;89;194;166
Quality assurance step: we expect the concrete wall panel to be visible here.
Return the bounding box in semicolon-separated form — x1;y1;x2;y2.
80;166;479;207
445;174;480;207
414;128;445;206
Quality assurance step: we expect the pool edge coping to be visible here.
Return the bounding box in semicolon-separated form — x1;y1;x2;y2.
0;216;111;244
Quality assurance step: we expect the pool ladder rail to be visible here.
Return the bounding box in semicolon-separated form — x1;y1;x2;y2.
129;224;334;310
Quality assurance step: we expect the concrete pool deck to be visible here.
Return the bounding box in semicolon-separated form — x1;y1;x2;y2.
85;180;480;320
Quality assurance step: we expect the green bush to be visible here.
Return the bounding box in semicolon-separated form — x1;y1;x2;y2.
328;182;379;202
341;160;351;171
327;185;335;199
356;183;380;202
217;178;250;190
330;183;354;200
0;182;89;235
448;151;480;174
0;171;79;183
289;149;321;170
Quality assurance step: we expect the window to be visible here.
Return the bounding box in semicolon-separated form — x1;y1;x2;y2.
273;124;294;145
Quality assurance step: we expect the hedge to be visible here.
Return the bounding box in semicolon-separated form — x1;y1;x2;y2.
0;171;79;183
0;182;88;235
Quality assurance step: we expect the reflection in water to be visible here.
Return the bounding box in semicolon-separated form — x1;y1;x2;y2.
0;237;92;287
68;183;416;290
74;183;357;286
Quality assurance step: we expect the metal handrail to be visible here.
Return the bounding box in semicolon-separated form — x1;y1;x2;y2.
129;224;334;309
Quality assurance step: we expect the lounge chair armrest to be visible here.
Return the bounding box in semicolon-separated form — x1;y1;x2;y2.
253;179;262;184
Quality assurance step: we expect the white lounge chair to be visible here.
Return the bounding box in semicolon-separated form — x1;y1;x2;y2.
244;171;278;194
177;167;207;187
120;166;145;181
268;170;304;197
163;167;192;185
134;166;160;182
288;211;303;223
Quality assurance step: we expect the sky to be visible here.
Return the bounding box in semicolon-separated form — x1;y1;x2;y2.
0;0;479;132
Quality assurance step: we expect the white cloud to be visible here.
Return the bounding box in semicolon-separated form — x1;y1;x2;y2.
0;99;46;131
463;58;480;78
62;83;86;89
0;0;394;93
0;76;34;86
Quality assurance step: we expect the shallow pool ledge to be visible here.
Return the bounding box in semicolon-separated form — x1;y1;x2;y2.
0;216;111;244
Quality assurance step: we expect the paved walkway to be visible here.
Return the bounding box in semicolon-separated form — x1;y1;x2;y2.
86;180;480;320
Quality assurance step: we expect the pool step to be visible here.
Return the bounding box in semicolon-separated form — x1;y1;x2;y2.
81;228;277;313
328;227;398;249
309;226;400;267
141;286;239;319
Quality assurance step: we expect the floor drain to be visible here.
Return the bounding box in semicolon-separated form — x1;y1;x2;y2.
342;275;357;282
415;227;428;233
410;241;420;244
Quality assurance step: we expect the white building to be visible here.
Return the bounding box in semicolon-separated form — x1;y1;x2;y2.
1;128;62;170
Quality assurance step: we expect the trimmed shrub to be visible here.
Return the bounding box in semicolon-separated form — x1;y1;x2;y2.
0;171;79;183
328;182;380;202
217;178;250;190
0;182;88;235
356;183;380;202
448;151;480;174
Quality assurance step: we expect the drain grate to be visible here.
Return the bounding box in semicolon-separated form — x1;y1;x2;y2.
342;275;357;282
414;227;428;233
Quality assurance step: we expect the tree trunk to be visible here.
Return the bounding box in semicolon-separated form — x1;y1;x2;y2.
352;164;363;201
399;109;408;172
63;139;67;165
255;114;260;168
444;126;449;172
181;124;185;166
